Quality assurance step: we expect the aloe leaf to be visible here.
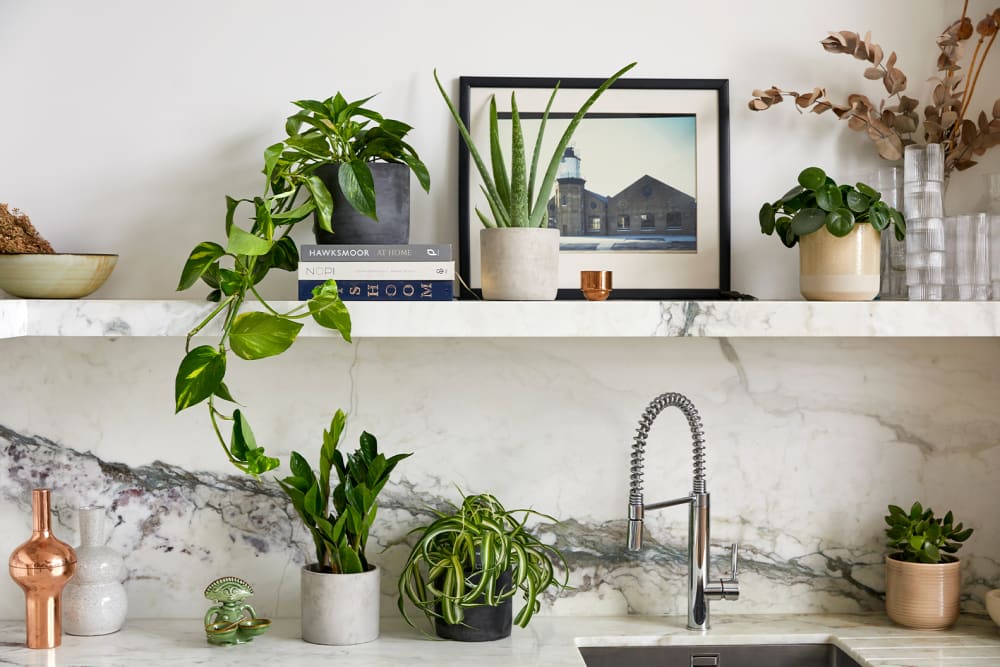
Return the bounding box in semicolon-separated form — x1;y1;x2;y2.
528;84;559;204
433;69;509;227
509;93;529;227
475;207;497;229
479;185;510;228
488;96;511;212
528;62;636;227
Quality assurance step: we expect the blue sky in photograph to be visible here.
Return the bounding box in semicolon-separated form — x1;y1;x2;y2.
500;115;698;199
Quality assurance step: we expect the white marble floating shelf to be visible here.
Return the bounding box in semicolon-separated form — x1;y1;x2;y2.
1;299;1000;339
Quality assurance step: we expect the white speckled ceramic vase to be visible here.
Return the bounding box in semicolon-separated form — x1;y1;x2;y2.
480;228;559;300
63;506;128;636
300;564;379;645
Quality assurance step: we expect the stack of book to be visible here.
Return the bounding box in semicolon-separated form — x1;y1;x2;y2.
297;244;454;301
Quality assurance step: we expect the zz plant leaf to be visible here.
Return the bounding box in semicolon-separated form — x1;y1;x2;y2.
884;501;973;564
760;167;905;247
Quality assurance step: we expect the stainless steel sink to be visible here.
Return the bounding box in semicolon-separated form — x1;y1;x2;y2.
579;643;863;667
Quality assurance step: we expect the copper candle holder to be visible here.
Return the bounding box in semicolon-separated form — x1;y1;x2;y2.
8;489;77;649
581;270;613;301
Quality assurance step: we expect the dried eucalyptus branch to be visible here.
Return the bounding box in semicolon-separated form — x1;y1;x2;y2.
749;9;1000;178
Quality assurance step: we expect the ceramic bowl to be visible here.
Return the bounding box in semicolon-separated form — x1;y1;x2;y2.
237;618;272;639
987;589;1000;630
0;253;117;298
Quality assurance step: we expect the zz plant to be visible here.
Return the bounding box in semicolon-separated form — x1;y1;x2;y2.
759;166;906;248
434;63;635;228
176;94;429;476
397;492;570;629
277;409;411;574
884;502;973;564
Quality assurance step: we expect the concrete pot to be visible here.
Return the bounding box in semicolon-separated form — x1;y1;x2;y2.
798;223;880;301
885;555;961;630
300;564;380;645
313;162;410;245
480;227;559;300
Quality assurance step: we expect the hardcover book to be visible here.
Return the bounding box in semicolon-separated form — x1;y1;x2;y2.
300;244;452;262
298;279;454;301
298;261;454;281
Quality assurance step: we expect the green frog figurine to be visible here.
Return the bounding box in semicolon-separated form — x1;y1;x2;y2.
203;576;272;645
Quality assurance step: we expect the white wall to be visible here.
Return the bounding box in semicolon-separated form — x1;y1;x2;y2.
2;0;997;300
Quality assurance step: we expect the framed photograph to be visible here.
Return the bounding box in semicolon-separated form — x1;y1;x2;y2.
457;76;731;299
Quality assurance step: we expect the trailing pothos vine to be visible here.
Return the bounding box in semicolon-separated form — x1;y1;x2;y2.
173;94;429;476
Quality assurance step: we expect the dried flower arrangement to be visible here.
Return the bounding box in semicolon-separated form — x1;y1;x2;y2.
749;2;1000;179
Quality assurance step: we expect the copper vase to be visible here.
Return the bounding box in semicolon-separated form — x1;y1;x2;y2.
8;489;78;648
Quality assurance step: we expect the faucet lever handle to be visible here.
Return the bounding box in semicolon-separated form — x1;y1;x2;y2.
728;542;739;579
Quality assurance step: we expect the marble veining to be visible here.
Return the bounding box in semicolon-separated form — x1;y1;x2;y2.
0;335;998;623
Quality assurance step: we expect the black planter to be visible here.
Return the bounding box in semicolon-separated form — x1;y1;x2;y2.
313;162;410;245
433;569;513;642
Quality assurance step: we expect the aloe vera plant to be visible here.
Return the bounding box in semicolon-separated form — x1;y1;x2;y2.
397;492;569;630
434;62;636;228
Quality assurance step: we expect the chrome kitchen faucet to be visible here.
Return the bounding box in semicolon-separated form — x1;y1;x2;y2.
627;392;739;631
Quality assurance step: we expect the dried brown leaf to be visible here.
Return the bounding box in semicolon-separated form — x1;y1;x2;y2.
993;98;1000;119
870;43;884;67
941;110;958;129
812;101;833;114
887;51;898;69
848;115;867;131
873;132;904;161
893;114;918;134
925;121;944;143
933;83;947;106
955;159;978;171
980;110;991;134
958;17;974;40
864;66;885;80
976;14;999;37
961;119;978;145
853;39;869;61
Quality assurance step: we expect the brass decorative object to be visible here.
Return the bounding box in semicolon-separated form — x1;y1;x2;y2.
8;488;77;649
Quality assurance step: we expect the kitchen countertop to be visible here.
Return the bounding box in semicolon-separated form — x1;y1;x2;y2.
0;614;998;666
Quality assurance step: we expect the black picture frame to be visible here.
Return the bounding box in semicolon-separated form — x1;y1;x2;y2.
456;76;732;300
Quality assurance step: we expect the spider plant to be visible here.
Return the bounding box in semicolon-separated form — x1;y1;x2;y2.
433;62;636;228
397;492;570;631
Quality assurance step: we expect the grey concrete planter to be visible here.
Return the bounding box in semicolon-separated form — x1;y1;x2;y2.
300;564;380;645
313;162;410;245
480;227;559;300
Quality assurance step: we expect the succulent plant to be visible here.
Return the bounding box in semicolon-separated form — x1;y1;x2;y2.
884;502;973;564
759;166;905;247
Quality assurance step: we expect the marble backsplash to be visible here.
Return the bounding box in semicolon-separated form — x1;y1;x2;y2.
1;336;998;620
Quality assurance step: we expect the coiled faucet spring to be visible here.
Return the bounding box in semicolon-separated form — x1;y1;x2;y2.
629;391;707;504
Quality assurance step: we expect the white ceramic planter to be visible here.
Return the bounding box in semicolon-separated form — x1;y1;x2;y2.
480;228;559;300
300;564;380;645
798;224;881;301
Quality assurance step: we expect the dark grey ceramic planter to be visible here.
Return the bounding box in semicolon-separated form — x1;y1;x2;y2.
313;162;410;245
434;569;513;642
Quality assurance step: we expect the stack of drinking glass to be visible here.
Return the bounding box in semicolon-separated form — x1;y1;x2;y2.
871;166;906;300
944;214;991;300
904;144;946;300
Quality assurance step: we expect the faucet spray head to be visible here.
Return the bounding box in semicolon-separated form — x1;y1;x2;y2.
627;500;644;551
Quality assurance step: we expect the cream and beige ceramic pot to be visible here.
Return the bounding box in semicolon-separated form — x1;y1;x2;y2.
884;555;961;630
798;224;880;301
